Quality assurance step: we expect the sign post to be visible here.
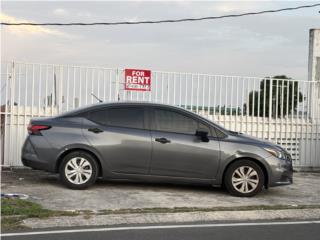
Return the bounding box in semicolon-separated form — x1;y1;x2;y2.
124;69;151;91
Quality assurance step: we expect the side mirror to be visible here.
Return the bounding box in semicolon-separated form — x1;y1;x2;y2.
195;130;209;142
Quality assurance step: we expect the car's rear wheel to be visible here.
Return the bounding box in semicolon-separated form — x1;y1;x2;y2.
59;151;98;189
224;160;265;197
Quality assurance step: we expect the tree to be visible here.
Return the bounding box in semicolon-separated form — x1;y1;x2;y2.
244;75;303;118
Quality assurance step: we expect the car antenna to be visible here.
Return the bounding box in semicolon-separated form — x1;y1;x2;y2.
91;93;103;103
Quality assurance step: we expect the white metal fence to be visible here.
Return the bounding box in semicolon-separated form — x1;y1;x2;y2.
1;61;320;168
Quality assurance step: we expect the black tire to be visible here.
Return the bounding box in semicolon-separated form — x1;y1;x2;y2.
59;151;98;190
224;160;265;197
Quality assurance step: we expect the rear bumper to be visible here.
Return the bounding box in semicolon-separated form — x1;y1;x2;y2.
21;136;56;172
21;157;52;171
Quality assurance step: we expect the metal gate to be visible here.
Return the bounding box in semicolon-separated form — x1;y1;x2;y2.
1;61;320;168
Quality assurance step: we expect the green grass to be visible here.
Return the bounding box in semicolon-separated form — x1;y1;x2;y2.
1;198;77;231
2;198;52;218
1;216;28;231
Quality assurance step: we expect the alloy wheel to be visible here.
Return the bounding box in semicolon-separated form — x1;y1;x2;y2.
231;166;259;194
64;157;93;185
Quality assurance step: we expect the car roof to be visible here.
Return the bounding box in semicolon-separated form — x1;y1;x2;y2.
59;101;186;116
57;101;228;133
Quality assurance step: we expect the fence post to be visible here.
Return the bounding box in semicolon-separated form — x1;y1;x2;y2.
268;77;273;140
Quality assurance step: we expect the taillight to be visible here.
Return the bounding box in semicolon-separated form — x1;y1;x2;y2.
27;124;51;135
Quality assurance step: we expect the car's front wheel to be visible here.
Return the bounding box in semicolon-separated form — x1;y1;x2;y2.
59;151;98;189
224;160;265;197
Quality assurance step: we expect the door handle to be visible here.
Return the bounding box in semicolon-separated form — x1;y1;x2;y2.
88;127;103;134
155;137;171;144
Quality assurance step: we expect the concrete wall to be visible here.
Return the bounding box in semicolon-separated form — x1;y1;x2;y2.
308;29;320;82
308;29;320;121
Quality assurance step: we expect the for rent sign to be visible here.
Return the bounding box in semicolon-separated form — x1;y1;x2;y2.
124;69;151;91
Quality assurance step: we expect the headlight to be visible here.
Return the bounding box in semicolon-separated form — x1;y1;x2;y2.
263;147;286;159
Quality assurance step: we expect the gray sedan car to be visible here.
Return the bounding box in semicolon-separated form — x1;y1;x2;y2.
22;102;293;197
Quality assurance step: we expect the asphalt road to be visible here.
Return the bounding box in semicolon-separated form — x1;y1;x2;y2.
2;221;320;240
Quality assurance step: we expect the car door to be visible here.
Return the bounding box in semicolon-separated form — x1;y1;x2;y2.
83;106;151;175
149;107;221;179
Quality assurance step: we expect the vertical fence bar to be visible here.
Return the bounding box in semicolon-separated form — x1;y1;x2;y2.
191;75;194;112
295;80;300;163
280;79;284;147
91;69;94;103
225;77;228;128
9;62;15;164
257;78;261;138
219;76;222;119
66;66;70;111
17;64;22;164
59;65;63;113
179;73;182;107
208;76;211;119
196;74;199;114
102;70;106;102
262;78;266;139
45;65;48;114
38;65;42;116
241;77;244;133
235;76;239;132
251;79;255;136
230;76;233;130
161;73;164;103
184;74;188;109
173;73;176;106
275;79;279;143
3;63;10;165
51;65;55;117
79;67;83;106
73;67;76;109
307;82;312;166
166;73;170;104
31;64;35;117
310;81;315;165
213;76;216;120
312;81;317;166
154;73;158;102
202;75;205;117
300;81;305;165
246;78;250;135
268;78;273;140
290;81;298;160
286;78;289;154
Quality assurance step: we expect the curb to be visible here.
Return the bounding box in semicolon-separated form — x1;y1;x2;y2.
23;208;320;229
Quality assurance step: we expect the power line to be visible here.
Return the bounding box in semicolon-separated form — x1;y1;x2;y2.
1;3;320;26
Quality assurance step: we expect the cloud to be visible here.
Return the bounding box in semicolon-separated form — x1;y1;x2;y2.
208;2;266;13
53;8;69;16
77;11;92;18
0;13;66;36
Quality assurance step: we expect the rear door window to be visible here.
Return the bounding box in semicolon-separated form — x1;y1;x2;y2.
88;107;145;129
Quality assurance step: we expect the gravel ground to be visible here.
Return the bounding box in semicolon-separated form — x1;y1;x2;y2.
1;168;320;211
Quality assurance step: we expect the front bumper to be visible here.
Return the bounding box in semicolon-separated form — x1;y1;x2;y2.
268;155;293;187
272;169;293;186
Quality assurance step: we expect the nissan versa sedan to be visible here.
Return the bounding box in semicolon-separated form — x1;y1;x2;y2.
22;102;293;197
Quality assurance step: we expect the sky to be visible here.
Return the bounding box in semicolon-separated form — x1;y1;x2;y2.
1;1;319;80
